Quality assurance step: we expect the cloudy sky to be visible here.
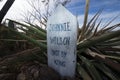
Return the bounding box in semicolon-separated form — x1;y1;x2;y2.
66;0;120;27
0;0;120;27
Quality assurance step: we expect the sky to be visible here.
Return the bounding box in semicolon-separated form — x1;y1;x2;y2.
0;0;120;27
66;0;120;27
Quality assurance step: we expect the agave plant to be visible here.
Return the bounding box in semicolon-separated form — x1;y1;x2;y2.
0;0;120;80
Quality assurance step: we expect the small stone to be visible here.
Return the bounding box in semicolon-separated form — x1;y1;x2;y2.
17;73;26;80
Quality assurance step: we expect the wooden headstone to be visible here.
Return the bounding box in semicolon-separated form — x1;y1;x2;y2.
47;4;77;77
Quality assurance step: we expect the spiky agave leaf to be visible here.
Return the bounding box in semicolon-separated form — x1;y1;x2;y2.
8;27;47;50
77;63;92;80
76;0;120;79
2;0;120;79
6;19;46;39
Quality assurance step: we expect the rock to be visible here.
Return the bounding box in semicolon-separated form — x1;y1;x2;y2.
0;73;16;80
17;73;26;80
39;64;60;80
18;62;61;80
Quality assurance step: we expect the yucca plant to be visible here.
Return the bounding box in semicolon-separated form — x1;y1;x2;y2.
0;0;120;80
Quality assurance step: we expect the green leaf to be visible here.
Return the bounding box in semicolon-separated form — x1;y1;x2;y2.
79;56;102;80
7;19;46;39
77;63;92;80
8;27;47;50
94;63;119;80
78;30;120;49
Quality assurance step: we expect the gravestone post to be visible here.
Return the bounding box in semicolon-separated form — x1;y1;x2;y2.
47;4;77;77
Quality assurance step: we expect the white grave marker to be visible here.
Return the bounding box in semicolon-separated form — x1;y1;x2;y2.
47;4;77;77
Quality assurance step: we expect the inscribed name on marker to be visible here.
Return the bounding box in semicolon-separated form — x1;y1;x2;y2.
47;4;77;77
